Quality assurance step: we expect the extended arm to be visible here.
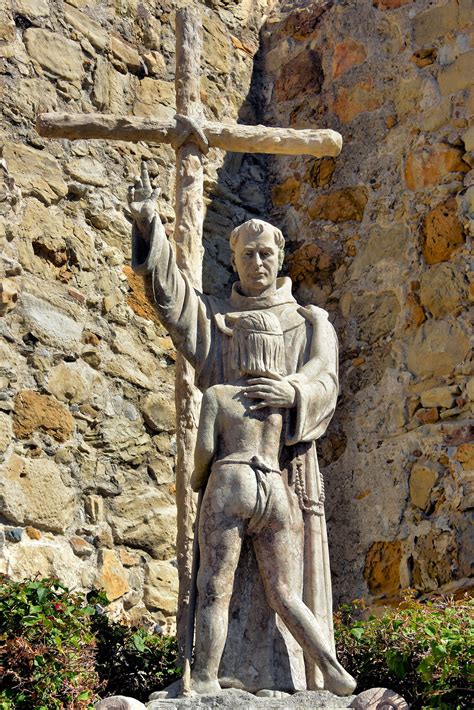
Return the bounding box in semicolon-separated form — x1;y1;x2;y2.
129;162;209;368
191;389;219;491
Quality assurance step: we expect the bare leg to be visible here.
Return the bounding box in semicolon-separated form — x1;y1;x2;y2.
191;490;244;694
253;527;356;697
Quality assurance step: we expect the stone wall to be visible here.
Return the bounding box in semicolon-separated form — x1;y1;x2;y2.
0;0;268;632
0;0;472;632
263;0;472;606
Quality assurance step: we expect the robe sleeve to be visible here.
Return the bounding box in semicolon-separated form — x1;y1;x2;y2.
131;217;211;370
285;306;339;445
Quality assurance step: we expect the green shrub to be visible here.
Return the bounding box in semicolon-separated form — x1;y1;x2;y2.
334;594;473;709
89;591;180;702
0;576;100;709
0;577;180;709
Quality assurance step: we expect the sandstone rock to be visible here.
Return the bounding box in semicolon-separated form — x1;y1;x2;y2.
93;57;131;113
463;125;474;152
0;279;18;315
64;4;108;50
85;494;104;523
420;385;459;409
141;392;176;433
2;143;67;205
411;529;458;590
1;453;76;533
422;198;464;264
6;539;82;589
438;50;474;97
24;28;85;81
308;186;368;222
351;291;400;343
13;390;74;443
410;463;438;510
111;33;141;72
0;412;13;454
87;417;150;464
364;540;402;597
66;157;109;187
69;535;94;557
305;157;335;188
350;223;407;279
405;145;467;191
148;688;355;708
21;293;83;350
407;318;469;378
5;78;57;121
109;489;176;558
332;39;366;79
13;0;50;18
95;698;147;710
133;78;176;117
331;80;382;123
271;176;300;207
202;16;232;74
47;360;103;404
144;559;178;613
25;526;41;539
274;49;323;102
419;263;466;316
349;688;408;709
96;549;129;601
414;1;469;46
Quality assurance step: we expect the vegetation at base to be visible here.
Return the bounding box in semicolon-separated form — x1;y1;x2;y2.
0;576;180;709
334;593;473;710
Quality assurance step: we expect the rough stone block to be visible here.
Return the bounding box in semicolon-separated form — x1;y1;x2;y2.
419;263;466;317
422;198;464;264
308;187;368;222
438;50;474;96
406;318;469;378
2;143;67;205
24;28;85;81
13;389;74;442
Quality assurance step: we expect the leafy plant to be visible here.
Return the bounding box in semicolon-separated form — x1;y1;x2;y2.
334;594;473;709
89;591;180;702
0;576;100;709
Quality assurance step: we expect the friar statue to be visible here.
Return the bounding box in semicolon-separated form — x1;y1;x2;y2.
129;164;356;697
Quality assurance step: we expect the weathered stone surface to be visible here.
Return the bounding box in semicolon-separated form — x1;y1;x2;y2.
438;50;474;96
274;50;323;102
0;279;18;315
2;143;67;205
405;145;467;191
109;489;176;558
148;688;356;708
141;392;176;433
406;319;469;378
372;0;410;8
20;293;83;350
66;157;109;187
1;453;76;533
271;176;301;207
419;263;465;317
111;33;142;71
420;385;458;409
144;559;178;613
13;390;74;442
0;412;13;454
96;549;129;601
13;0;50;19
413;1;460;45
349;688;408;709
70;535;95;557
351;291;400;343
364;540;402;597
64;4;108;50
95;698;146;710
47;360;103;404
410;463;438;510
308;187;368;222
332;39;366;79
24;28;85;81
6;539;83;590
350;223;407;279
331;80;382;123
422;198;465;264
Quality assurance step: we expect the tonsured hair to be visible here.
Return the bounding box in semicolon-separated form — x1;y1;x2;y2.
232;311;285;377
229;219;285;270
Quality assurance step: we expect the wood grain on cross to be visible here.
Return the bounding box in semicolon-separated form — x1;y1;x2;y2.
37;8;342;651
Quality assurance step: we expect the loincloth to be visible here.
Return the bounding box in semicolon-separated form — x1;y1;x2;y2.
213;455;281;534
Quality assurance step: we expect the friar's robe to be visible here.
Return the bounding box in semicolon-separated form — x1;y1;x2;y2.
132;217;339;692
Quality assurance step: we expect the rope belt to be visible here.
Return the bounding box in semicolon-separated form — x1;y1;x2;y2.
293;457;325;517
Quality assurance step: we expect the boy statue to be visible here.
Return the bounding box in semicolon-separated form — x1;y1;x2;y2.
189;311;355;697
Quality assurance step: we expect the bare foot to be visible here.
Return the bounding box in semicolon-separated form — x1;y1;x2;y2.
323;661;357;697
189;673;222;695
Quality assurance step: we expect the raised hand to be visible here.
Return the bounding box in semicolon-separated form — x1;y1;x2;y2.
244;374;296;410
127;161;161;241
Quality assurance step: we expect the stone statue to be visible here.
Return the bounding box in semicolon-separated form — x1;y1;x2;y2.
129;163;356;697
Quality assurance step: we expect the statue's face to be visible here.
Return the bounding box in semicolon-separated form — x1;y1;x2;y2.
233;228;280;296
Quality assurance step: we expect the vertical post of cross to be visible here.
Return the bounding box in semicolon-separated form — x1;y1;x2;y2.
173;8;204;656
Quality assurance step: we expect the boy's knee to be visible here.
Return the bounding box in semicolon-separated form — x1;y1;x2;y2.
265;582;294;614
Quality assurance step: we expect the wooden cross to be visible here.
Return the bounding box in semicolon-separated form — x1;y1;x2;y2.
37;8;342;650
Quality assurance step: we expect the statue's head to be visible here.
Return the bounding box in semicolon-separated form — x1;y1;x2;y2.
231;311;285;378
229;219;285;297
